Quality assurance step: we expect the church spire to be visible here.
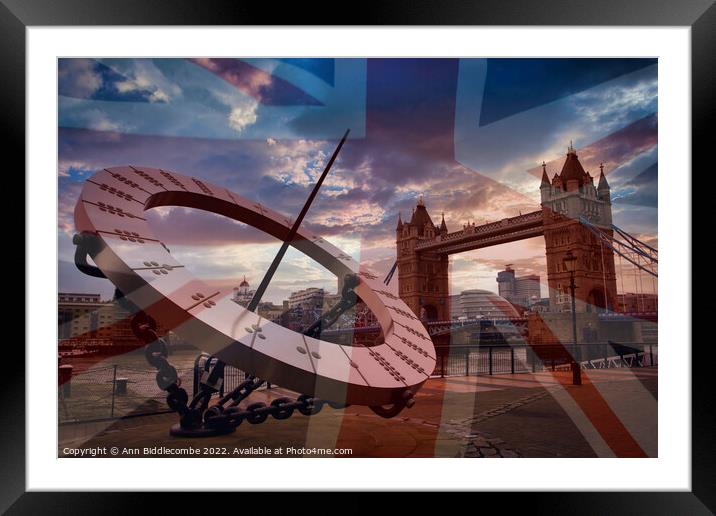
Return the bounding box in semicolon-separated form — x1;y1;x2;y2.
439;212;448;233
396;212;403;230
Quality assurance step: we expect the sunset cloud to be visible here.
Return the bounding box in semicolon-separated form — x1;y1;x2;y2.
58;58;657;302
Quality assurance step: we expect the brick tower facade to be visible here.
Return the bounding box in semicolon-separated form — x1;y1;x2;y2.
396;198;451;321
540;144;618;312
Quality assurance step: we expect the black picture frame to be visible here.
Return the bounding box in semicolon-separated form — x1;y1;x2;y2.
6;0;712;512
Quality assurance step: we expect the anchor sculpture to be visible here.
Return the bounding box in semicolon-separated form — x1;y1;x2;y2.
72;130;435;436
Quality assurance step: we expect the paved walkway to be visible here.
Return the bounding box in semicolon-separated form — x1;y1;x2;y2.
59;367;657;458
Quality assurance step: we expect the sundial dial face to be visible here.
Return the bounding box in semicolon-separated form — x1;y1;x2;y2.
74;166;435;405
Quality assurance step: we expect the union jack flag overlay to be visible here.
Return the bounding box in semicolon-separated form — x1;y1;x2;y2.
58;58;658;458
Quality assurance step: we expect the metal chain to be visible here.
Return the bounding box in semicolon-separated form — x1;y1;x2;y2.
201;379;340;430
127;309;195;425
203;394;331;429
125;303;342;432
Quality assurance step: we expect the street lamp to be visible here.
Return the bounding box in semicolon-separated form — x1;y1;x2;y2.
563;249;581;385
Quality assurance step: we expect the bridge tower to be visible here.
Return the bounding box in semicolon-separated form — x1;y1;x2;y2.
396;197;450;321
540;144;618;312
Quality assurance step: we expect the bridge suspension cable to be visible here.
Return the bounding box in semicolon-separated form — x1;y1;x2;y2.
579;216;657;278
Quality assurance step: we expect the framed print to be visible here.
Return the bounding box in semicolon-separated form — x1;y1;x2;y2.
7;0;713;511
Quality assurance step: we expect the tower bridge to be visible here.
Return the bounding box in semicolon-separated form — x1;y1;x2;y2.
394;143;654;332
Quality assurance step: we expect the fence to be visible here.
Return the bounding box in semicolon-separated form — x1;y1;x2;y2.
59;342;657;423
433;342;658;378
58;364;194;424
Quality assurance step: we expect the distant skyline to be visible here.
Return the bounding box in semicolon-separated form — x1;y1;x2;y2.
58;58;657;303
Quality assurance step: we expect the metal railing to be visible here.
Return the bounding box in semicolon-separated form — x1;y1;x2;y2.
193;342;658;386
58;363;194;424
432;342;657;378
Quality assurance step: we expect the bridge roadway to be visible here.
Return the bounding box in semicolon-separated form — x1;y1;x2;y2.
414;210;544;255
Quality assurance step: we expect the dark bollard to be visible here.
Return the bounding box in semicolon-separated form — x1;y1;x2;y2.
59;364;73;399
571;361;582;385
115;377;129;395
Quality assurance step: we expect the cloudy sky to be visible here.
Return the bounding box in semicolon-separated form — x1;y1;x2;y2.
58;58;658;303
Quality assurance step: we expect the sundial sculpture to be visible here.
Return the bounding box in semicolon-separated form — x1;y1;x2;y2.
72;130;436;436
